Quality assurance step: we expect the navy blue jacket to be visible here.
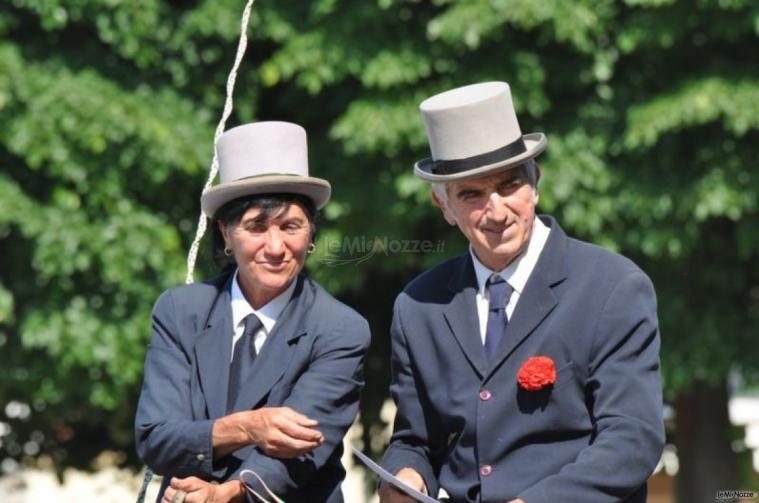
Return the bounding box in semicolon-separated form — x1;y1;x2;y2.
382;216;665;502
135;273;370;502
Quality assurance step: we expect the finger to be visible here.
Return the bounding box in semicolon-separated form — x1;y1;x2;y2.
263;432;320;458
183;489;209;503
162;487;175;503
172;476;203;491
280;407;319;427
279;420;324;442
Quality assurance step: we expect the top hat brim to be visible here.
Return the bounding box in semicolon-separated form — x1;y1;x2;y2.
414;133;546;182
201;174;332;218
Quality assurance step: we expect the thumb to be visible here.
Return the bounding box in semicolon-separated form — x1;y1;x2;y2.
171;476;203;491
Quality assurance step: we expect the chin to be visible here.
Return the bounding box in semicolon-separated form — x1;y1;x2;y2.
261;274;294;290
477;240;525;267
502;240;529;258
483;237;517;254
244;268;289;288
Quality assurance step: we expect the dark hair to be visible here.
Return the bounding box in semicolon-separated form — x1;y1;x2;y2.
211;193;319;270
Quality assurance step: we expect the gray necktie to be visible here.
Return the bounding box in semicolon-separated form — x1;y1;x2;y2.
485;275;513;362
227;313;263;413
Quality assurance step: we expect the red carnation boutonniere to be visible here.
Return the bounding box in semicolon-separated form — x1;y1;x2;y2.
517;356;557;391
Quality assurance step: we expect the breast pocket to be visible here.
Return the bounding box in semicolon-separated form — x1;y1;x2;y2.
551;361;576;391
516;360;589;431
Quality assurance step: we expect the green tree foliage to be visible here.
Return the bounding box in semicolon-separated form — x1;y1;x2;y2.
0;0;757;494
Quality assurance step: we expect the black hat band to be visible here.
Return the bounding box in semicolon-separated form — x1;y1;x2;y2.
431;137;527;175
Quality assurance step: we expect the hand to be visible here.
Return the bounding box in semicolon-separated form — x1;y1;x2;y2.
162;477;244;503
213;406;324;459
246;406;325;458
378;467;426;503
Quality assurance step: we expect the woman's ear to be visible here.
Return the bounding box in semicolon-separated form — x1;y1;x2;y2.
217;220;231;248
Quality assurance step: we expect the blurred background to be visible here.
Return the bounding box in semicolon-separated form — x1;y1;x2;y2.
0;0;757;501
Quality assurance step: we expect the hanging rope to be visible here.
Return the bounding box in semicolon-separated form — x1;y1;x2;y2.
184;0;258;285
136;2;257;502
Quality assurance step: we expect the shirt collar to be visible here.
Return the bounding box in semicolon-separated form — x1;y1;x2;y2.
470;216;551;295
230;270;297;333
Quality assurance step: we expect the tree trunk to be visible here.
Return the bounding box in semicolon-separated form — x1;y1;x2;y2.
675;379;739;502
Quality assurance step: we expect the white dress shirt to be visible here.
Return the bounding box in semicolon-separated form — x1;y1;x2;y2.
470;216;551;344
229;270;297;360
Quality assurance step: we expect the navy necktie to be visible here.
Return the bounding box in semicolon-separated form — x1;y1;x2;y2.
227;313;263;413
485;275;513;362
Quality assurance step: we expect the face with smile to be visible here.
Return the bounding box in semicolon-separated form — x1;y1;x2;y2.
433;165;540;271
219;202;312;309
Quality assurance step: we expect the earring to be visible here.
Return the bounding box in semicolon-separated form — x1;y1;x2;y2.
224;247;233;257
307;243;316;254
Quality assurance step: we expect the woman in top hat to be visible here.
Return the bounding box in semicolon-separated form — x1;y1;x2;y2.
135;122;371;503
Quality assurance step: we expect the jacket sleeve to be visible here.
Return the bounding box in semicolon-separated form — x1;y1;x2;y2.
519;271;666;502
134;290;222;479
381;295;444;498
230;312;371;496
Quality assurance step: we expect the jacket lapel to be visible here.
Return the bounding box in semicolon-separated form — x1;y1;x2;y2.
231;275;312;411
443;255;488;379
484;216;568;380
195;274;235;419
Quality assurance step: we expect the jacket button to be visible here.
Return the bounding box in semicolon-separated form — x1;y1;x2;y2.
480;464;492;476
196;453;205;462
479;389;492;401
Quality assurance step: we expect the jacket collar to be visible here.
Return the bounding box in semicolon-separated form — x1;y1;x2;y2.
444;254;489;378
195;273;312;418
444;215;568;380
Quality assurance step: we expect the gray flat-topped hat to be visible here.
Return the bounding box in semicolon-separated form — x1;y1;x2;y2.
414;81;547;182
201;121;331;217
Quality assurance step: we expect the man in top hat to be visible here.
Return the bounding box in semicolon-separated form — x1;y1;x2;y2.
135;121;370;503
379;82;664;502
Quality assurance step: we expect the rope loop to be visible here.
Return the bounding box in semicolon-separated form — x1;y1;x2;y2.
137;3;258;502
184;0;258;286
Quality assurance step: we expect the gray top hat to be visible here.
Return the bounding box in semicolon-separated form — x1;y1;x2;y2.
201;121;331;217
414;82;547;182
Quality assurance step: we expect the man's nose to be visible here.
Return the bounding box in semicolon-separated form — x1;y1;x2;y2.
485;192;509;222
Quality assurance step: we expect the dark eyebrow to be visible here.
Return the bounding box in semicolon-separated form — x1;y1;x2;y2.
455;186;483;198
241;214;268;227
240;206;293;227
500;171;522;182
280;216;307;225
497;172;526;187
